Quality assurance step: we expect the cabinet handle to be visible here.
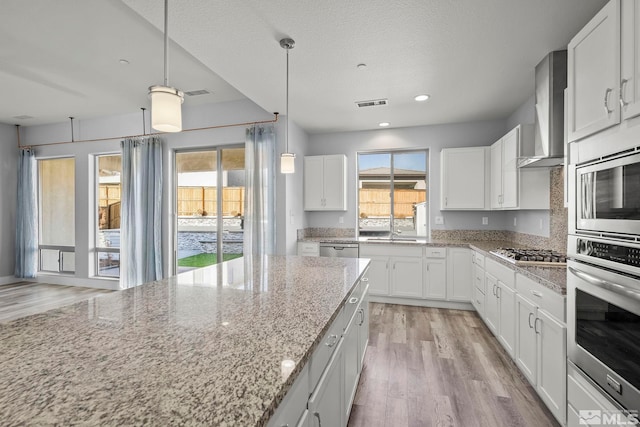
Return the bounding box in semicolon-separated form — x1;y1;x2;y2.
426;264;430;272
534;317;541;334
358;308;365;326
325;334;338;348
604;88;614;114
620;79;629;108
314;411;322;427
528;312;534;329
361;277;369;282
349;297;359;304
530;290;542;298
497;286;501;299
492;284;497;296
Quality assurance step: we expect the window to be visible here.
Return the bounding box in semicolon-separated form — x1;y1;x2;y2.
96;155;121;277
175;146;245;273
38;158;75;273
357;150;428;238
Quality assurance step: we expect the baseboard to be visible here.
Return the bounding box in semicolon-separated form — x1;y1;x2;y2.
33;275;120;290
0;275;24;285
368;295;474;311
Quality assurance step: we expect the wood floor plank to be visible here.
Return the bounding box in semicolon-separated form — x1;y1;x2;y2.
348;303;560;427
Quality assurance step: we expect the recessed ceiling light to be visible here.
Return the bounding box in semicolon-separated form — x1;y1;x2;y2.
379;122;390;127
414;94;430;102
357;63;367;69
119;59;130;65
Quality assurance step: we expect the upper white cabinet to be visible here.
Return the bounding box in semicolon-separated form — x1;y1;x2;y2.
567;0;623;142
621;0;640;120
304;155;347;211
440;147;490;210
490;125;550;210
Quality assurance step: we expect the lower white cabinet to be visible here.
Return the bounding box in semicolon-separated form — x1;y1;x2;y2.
446;248;472;301
484;273;499;335
297;241;320;257
267;364;310;427
343;311;360;422
390;256;423;298
363;256;390;295
424;257;447;299
515;275;566;426
497;283;516;357
483;259;516;358
308;337;345;427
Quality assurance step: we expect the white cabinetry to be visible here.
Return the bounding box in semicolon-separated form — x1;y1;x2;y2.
297;241;320;257
471;251;486;316
566;0;640;142
308;337;344;427
359;244;422;298
446;248;472;301
515;274;567;426
440;147;490;210
490;125;549;210
621;0;640;120
424;248;447;299
483;259;516;357
304;155;347;211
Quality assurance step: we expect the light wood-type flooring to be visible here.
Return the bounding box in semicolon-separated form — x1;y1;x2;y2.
348;303;560;427
0;281;112;323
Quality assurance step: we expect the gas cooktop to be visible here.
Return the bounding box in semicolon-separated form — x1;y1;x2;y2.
489;248;567;267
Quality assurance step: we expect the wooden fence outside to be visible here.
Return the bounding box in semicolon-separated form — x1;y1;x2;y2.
177;187;245;217
359;188;426;218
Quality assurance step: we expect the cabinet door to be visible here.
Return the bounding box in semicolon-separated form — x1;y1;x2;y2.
296;409;311;427
490;140;503;209
357;302;369;371
390;257;423;298
497;283;516;358
621;0;640;120
424;258;447;300
484;274;499;335
515;295;538;386
365;257;389;296
304;156;325;210
323;155;347;210
446;248;472;301
501;128;519;209
308;339;344;427
537;310;567;425
440;147;487;209
568;0;621;141
343;315;360;421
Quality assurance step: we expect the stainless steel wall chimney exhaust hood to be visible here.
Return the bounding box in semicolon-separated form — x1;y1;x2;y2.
519;50;567;168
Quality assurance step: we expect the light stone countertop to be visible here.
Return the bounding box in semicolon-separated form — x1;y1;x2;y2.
0;255;370;426
300;237;567;294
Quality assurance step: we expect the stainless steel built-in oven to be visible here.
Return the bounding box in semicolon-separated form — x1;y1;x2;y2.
575;149;640;236
567;253;640;411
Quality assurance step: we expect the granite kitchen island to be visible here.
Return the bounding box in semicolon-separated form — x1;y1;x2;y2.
0;255;370;426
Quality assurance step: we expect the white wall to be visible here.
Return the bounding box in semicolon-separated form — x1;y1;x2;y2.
306;120;510;233
20;99;298;288
0;124;18;283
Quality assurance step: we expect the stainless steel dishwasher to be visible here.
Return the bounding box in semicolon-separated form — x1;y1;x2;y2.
319;243;359;258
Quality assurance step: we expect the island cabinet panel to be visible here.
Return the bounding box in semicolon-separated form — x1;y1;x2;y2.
267;365;310;427
308;337;345;427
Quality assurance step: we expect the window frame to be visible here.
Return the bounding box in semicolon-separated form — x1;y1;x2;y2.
356;148;429;239
94;153;121;279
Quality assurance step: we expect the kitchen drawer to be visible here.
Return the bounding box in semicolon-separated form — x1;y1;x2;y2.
425;247;446;258
297;241;320;256
344;280;364;327
473;285;485;317
309;307;344;388
516;273;565;322
473;251;485;268
567;363;623;417
485;258;514;286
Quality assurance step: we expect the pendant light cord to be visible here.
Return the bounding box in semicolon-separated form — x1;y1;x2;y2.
285;46;289;153
163;0;169;87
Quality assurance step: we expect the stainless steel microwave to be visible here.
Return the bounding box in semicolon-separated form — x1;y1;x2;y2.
575;149;640;237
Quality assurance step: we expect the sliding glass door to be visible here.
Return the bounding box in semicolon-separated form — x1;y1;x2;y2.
175;146;245;273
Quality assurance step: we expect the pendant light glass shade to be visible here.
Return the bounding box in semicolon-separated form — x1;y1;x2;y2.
149;85;184;133
280;152;296;174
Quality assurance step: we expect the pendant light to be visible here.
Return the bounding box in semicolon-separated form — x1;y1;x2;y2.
149;0;184;133
280;38;296;174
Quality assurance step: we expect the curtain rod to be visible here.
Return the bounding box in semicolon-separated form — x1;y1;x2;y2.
17;113;279;149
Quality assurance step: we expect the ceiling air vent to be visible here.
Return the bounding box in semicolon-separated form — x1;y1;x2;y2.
184;89;211;97
355;98;388;108
13;115;34;120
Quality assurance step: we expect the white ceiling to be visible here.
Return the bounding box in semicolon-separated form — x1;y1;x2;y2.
1;0;608;133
